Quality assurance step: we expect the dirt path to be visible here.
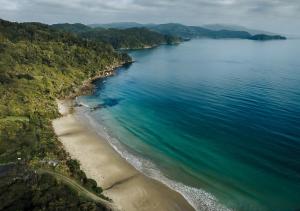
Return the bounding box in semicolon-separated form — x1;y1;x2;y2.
38;169;120;211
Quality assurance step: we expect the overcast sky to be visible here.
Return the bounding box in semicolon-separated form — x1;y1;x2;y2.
0;0;299;34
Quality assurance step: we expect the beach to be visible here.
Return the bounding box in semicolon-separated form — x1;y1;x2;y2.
52;100;195;211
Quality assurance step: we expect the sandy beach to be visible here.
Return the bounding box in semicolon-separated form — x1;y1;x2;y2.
53;100;195;211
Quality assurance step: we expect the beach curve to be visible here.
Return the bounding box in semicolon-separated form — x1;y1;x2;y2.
53;100;195;211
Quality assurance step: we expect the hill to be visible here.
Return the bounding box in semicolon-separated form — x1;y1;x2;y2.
248;34;287;40
52;23;92;33
147;23;252;39
87;22;286;40
202;24;276;36
52;24;181;49
90;22;147;29
0;18;130;210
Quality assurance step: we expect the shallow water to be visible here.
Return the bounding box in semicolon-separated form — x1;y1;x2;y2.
79;39;300;211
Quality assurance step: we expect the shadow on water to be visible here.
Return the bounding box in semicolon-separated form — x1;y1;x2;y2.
90;98;124;111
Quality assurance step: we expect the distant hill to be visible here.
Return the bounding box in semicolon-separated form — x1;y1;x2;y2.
89;22;154;29
52;24;181;49
90;22;252;39
88;22;285;40
202;24;276;36
248;34;287;41
52;23;92;33
147;23;252;39
79;27;181;49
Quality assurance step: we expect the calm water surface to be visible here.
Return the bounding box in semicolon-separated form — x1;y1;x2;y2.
79;39;300;211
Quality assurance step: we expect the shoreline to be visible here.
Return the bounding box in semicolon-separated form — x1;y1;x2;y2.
53;100;195;211
66;61;133;99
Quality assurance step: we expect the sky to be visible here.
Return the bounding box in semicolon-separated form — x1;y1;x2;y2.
0;0;299;34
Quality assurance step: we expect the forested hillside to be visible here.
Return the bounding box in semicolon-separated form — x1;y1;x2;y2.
90;22;287;40
52;23;181;49
0;19;130;210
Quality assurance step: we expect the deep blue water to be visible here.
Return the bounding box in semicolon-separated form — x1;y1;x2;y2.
79;39;300;211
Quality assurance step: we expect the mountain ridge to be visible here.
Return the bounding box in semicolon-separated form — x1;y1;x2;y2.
88;22;286;40
202;24;276;36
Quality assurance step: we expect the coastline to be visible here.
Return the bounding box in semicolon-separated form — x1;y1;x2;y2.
67;61;133;99
52;100;195;211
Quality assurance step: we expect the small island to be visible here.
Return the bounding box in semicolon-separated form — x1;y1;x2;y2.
249;34;287;41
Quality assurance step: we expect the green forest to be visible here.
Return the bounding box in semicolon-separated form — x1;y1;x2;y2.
51;23;181;49
0;19;132;210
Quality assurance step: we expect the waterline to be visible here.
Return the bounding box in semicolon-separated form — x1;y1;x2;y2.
75;106;229;211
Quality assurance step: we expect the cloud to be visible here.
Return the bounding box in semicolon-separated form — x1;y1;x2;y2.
0;0;299;34
1;0;20;10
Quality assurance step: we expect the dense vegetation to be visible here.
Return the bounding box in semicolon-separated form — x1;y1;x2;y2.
0;18;131;210
52;24;181;49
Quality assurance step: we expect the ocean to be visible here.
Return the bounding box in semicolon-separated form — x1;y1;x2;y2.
78;39;300;211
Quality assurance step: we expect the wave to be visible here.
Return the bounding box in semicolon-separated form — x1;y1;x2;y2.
75;106;230;211
75;97;91;108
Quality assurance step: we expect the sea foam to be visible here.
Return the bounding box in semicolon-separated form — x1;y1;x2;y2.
75;106;230;211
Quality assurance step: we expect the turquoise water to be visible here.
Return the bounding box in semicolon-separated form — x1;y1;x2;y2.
79;39;300;210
